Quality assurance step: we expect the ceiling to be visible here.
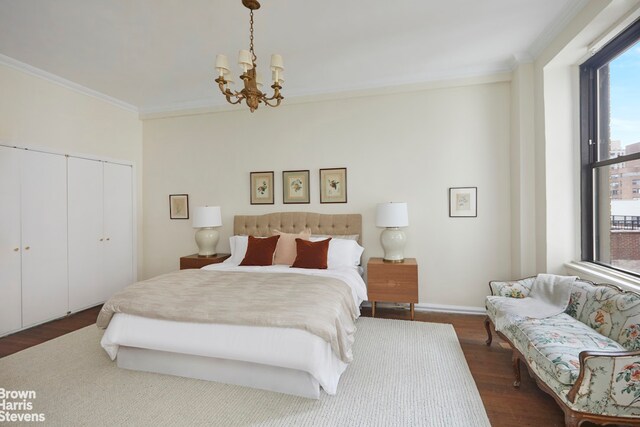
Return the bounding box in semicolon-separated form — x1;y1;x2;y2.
0;0;587;115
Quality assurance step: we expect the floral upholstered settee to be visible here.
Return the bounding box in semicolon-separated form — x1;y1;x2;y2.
485;277;640;427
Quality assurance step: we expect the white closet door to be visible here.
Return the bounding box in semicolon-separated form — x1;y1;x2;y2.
0;146;23;335
68;157;105;311
21;150;68;327
103;162;133;298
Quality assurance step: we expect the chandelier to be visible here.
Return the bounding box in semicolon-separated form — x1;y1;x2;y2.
214;0;284;112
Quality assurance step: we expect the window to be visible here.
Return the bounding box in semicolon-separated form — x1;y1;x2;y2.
581;19;640;277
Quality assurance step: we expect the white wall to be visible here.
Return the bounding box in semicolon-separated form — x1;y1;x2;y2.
530;0;639;275
0;63;144;276
510;62;537;278
143;80;512;309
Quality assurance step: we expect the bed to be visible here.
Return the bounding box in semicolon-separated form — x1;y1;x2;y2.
98;212;366;399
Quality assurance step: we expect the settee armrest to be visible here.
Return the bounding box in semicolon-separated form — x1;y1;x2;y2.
488;277;535;298
568;350;640;414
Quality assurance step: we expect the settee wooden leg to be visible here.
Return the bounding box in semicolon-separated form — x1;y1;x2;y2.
484;316;492;346
512;352;521;388
563;411;580;427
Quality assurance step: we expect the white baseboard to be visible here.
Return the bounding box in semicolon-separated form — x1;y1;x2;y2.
415;303;486;316
361;301;486;316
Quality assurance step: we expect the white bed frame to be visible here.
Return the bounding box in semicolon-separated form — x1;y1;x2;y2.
117;346;321;398
113;212;362;399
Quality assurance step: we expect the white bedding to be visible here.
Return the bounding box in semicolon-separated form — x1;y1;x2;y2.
100;261;367;395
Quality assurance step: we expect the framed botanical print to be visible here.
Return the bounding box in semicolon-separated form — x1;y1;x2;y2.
250;171;274;205
169;194;189;219
283;170;310;204
320;167;347;203
449;187;477;217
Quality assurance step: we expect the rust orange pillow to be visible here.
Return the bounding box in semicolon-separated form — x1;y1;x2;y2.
239;235;280;266
291;238;331;269
273;228;311;265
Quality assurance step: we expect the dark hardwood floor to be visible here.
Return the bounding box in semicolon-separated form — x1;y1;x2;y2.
0;305;600;426
0;306;102;358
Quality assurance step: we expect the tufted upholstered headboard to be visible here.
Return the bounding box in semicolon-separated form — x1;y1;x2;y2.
234;212;362;245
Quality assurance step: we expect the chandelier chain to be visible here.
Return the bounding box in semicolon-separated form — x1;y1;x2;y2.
249;10;256;63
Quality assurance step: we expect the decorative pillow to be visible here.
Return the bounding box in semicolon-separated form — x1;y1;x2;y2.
229;235;249;264
291;238;331;269
310;237;364;269
273;229;311;265
239;235;280;266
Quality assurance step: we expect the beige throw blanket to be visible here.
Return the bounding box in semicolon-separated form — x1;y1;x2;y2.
494;273;577;332
97;270;358;363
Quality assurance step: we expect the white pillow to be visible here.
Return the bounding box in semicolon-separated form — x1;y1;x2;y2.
310;237;364;269
228;235;249;264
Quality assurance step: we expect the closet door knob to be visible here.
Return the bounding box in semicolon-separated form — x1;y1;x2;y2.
24;246;30;250
13;248;19;252
99;238;104;242
106;238;110;241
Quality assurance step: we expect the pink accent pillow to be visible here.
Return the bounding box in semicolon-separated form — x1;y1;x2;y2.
273;228;311;265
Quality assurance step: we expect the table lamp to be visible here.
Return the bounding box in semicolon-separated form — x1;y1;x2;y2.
192;206;222;256
375;202;409;263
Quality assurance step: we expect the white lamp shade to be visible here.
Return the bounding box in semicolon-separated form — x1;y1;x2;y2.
215;54;230;74
192;206;222;228
223;70;235;85
238;50;254;69
376;202;409;227
270;54;284;71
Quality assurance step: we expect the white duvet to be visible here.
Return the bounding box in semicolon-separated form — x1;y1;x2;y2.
100;260;368;394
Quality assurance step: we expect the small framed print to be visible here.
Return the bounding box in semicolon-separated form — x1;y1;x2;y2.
449;187;477;217
169;194;189;219
250;171;274;205
283;170;310;204
320;167;347;203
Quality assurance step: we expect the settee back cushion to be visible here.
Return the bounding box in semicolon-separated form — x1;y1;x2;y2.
566;280;640;350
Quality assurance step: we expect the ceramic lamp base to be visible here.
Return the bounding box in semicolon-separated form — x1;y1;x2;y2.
195;227;219;256
380;227;406;263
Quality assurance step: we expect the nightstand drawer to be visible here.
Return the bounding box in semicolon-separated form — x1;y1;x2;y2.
367;258;418;303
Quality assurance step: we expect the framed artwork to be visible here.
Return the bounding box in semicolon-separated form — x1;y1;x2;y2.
449;187;477;217
320;167;347;203
169;194;189;219
283;170;310;204
250;171;274;205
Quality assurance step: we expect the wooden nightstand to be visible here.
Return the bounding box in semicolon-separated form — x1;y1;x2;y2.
367;257;418;320
180;253;230;270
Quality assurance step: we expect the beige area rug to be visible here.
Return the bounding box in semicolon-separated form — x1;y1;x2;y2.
0;317;490;426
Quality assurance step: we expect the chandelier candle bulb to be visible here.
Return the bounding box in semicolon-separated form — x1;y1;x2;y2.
256;72;264;89
272;71;284;85
215;54;230;76
224;70;234;85
238;50;253;69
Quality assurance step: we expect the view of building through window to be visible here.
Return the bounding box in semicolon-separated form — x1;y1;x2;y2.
597;39;640;274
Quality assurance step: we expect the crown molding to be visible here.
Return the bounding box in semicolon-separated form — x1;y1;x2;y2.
139;67;513;120
0;53;138;113
527;0;591;59
508;53;535;71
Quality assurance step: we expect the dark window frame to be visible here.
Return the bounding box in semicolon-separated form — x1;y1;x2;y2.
580;19;640;277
